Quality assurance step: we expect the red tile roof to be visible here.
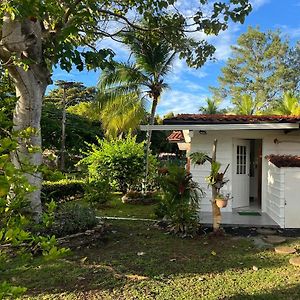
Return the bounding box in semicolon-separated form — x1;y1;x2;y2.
266;155;300;168
167;131;184;142
163;114;300;125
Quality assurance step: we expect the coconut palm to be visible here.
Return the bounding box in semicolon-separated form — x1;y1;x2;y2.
98;30;176;183
100;92;146;138
273;92;300;115
199;97;226;114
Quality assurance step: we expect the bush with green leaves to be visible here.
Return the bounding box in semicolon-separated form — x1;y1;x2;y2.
84;179;112;205
42;179;85;202
48;202;98;237
155;165;203;235
80;135;158;193
0;128;70;298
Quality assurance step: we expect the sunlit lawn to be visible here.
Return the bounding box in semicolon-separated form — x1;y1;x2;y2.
2;217;300;299
95;194;158;219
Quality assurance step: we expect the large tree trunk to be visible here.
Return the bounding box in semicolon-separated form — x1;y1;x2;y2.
211;139;221;232
1;15;51;221
12;68;47;220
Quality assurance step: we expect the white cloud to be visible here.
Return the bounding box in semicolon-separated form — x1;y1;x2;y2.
169;57;208;83
158;90;210;115
96;38;130;61
277;25;300;39
250;0;270;10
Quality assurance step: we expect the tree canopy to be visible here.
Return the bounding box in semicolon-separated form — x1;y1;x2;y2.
211;27;299;112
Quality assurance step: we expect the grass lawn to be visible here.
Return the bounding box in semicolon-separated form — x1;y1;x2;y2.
95;194;158;219
2;219;300;299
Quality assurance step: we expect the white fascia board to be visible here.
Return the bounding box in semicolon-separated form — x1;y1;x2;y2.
140;123;300;131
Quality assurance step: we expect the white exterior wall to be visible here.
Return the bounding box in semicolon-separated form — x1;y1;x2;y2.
190;132;233;212
266;162;285;227
190;129;300;227
283;168;300;228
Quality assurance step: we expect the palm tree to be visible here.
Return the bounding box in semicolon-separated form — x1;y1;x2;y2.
232;94;263;115
100;93;146;138
273;92;300;115
199;97;226;114
98;31;176;184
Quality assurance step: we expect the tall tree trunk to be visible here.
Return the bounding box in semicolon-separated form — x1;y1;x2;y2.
1;15;51;221
60;88;66;171
211;139;221;232
144;97;158;190
12;68;47;221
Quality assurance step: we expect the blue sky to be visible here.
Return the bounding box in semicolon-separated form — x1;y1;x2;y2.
51;0;300;116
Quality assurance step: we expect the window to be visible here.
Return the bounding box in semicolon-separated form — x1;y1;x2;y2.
236;145;246;174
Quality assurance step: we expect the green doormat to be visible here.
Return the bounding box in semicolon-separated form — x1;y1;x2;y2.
238;211;261;216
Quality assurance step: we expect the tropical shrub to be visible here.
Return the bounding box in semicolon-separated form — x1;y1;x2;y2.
155;165;203;235
0;129;69;298
84;179;112;205
42;179;85;202
80;135;158;193
48;202;97;237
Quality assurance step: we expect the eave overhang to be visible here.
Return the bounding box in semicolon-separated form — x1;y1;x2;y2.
140;123;300;131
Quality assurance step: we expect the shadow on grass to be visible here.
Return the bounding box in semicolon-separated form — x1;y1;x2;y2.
228;284;300;300
2;220;298;298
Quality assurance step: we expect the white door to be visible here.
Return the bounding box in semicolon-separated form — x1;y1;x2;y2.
232;139;250;208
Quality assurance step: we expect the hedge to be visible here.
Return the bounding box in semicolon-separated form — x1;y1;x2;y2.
42;179;85;202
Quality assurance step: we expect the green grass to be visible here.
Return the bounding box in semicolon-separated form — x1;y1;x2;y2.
2;220;300;299
95;194;158;219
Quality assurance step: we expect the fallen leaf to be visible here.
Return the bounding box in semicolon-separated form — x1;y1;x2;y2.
80;257;88;263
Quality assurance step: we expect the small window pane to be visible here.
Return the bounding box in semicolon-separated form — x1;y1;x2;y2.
236;145;247;175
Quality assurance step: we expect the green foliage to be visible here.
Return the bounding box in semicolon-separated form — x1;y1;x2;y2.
45;84;97;107
206;161;221;186
0;281;27;299
0;130;71;298
190;152;212;165
33;235;70;260
155;165;203;235
97;24;176;138
42;179;85;203
81;135;158;193
42;168;65;182
48;202;97;237
84;179;113;205
272;92;300;116
199;97;227;114
42;200;57;228
211;27;299;112
41;102;102;157
67;101;101;122
231;94;263;115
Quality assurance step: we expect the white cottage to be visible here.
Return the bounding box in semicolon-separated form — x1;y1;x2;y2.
142;114;300;228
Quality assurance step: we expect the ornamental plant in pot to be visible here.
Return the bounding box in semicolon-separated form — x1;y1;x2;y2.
190;140;230;233
215;193;228;208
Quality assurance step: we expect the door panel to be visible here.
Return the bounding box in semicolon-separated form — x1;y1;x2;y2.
232;139;250;208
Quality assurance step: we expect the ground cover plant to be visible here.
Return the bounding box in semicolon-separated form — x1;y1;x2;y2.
1;220;300;299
